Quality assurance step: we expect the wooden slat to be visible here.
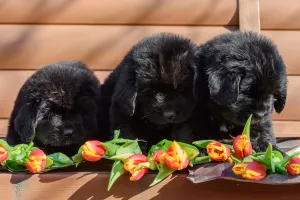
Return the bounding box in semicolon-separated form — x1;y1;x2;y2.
260;0;300;30
262;30;300;75
0;0;238;25
0;71;111;119
1;172;300;200
0;119;8;137
273;76;300;121
238;0;260;32
0;71;299;120
0;119;298;138
0;25;237;70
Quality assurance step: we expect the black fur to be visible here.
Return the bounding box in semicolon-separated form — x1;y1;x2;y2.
7;61;101;156
100;33;200;151
196;31;287;153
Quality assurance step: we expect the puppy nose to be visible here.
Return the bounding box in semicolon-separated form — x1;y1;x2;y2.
63;128;74;137
164;110;176;121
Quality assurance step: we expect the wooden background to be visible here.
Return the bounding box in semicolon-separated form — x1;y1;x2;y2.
1;0;300;138
1;1;300;200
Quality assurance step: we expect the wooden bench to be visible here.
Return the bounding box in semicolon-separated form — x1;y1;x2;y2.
0;0;300;199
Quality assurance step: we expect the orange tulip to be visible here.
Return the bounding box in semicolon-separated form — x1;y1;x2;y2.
151;150;166;166
124;154;148;181
286;157;300;175
81;140;106;162
233;135;253;159
0;144;8;162
232;161;267;180
26;150;46;173
164;141;189;170
207;142;231;162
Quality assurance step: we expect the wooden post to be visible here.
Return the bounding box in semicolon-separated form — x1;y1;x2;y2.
239;0;260;32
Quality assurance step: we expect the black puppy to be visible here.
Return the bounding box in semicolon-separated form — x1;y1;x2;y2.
196;31;287;153
100;33;200;150
7;61;101;156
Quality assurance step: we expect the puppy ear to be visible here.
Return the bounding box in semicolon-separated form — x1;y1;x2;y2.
208;71;240;106
13;104;36;143
113;65;137;116
191;64;199;99
273;80;287;113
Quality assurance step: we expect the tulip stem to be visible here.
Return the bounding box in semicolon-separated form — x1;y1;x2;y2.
192;156;210;165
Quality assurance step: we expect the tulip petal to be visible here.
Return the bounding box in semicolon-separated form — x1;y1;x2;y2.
26;150;47;173
164;141;189;170
130;168;148;181
207;142;231;161
0;145;8;162
81;140;106;162
286;157;300;175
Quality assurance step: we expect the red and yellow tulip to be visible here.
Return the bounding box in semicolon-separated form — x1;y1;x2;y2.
207;142;231;162
26;149;46;173
233;135;253;159
164;141;189;170
232;161;267;180
0;144;8;162
81;140;106;162
124;154;148;181
286;157;300;175
151;150;166;166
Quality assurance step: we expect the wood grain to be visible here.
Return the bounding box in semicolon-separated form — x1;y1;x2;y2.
0;25;236;70
0;117;299;138
260;0;300;30
239;0;260;32
0;0;238;25
0;172;299;200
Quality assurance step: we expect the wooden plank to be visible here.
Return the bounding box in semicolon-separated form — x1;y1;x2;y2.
262;30;300;75
0;71;111;119
260;0;300;30
0;25;237;70
0;119;8;137
0;0;238;25
1;117;300;138
0;70;299;120
238;0;260;32
0;172;299;200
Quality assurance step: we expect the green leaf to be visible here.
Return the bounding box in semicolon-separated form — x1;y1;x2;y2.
48;153;73;168
242;114;252;140
110;153;134;162
102;142;120;157
156;139;172;151
150;165;176;187
109;138;136;144
147;145;161;159
135;161;157;171
177;142;199;160
275;162;288;174
192;140;215;149
114;130;120;139
231;155;242;164
45;157;53;169
108;160;127;191
272;151;284;162
5;160;27;172
191;156;210;165
72;152;85;165
116;140;142;155
260;144;275;173
0;139;11;151
243;156;253;162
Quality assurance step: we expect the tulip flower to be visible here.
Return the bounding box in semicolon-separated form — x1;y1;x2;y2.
233;135;253;159
286;157;300;175
0;144;8;162
207;142;231;162
232;161;267;180
164;141;189;170
26;150;46;173
81;140;106;162
151;150;166;166
124;154;148;181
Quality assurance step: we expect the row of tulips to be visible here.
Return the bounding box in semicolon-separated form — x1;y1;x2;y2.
0;115;300;190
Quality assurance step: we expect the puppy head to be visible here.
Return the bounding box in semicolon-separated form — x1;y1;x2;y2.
114;33;200;125
24;61;99;146
201;32;287;125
